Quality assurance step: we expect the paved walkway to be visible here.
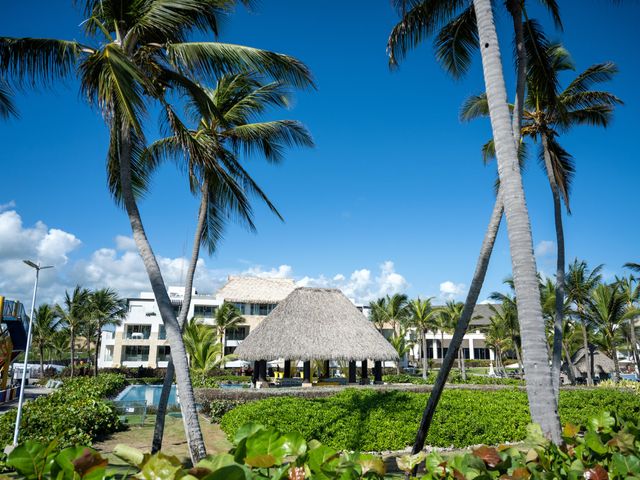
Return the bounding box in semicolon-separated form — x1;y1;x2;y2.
0;385;53;414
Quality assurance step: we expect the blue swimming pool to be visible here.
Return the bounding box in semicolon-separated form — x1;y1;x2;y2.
116;385;179;407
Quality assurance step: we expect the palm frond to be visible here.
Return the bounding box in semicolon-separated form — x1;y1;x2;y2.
460;92;488;122
540;135;574;212
624;263;640;273
0;79;18;119
0;37;83;87
523;19;558;108
562;62;619;97
166;42;315;90
433;5;477;79
387;0;467;66
537;0;563;30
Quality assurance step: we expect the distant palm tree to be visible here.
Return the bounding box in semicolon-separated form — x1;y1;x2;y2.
615;275;640;374
55;286;90;378
566;259;603;386
489;286;523;373
0;0;313;463
438;301;466;379
49;329;70;364
379;294;410;334
484;313;512;375
390;328;414;374
586;283;639;382
183;317;233;372
408;298;439;379
32;304;60;376
368;298;387;333
89;288;126;376
214;302;245;361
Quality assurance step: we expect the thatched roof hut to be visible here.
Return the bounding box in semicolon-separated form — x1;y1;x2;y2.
568;347;615;379
234;287;398;362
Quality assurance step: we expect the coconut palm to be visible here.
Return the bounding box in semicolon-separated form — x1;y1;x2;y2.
0;0;313;462
614;275;640;374
387;0;564;452
438;301;466;379
470;0;561;443
214;302;245;360
566;259;603;386
183;317;233;372
461;45;621;394
55;286;90;378
390;328;414;374
407;298;439;379
49;329;70;364
31;304;60;376
586;283;639;382
379;294;410;334
89;288;126;376
484;312;512;375
368;298;387;333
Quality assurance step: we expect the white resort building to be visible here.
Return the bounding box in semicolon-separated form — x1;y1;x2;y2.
98;276;497;370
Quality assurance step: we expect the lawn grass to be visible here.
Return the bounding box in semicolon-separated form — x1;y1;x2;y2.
93;413;231;467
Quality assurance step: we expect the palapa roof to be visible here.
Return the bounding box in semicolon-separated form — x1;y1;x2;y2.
215;276;296;304
234;287;399;362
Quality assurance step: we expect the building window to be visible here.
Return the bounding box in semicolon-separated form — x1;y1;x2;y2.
474;348;491;360
158;325;166;340
250;304;276;315
226;326;249;341
172;304;181;317
123;346;149;362
233;303;247;314
224;346;236;356
104;346;113;362
157;346;171;362
381;329;394;340
126;325;151;339
194;305;216;318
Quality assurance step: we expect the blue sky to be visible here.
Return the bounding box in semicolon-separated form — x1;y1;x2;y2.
1;1;638;305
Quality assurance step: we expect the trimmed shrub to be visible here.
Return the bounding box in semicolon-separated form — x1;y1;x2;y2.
383;372;523;386
0;374;126;449
220;388;640;451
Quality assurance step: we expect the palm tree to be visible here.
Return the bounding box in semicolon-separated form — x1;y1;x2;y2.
439;301;466;379
484;313;512;375
390;328;414;374
49;329;70;364
31;304;60;376
368;298;387;333
566;259;603;386
462;45;622;394
489;284;523;373
182;317;232;372
55;286;90;378
387;0;564;452
471;0;561;443
586;283;639;382
214;302;245;361
89;288;126;376
1;0;313;463
150;72;311;453
379;294;410;334
616;275;640;374
407;298;439;379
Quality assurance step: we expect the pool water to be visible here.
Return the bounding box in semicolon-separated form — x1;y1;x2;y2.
116;385;179;407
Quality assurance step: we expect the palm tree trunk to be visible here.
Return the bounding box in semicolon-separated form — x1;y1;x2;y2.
473;0;561;444
421;330;428;380
562;341;576;385
507;0;526;143
39;344;45;378
439;332;444;363
541;134;566;400
94;323;102;377
118;125;206;463
458;347;466;381
152;181;209;454
411;194;503;456
628;315;639;374
611;345;620;383
70;327;75;378
581;319;593;386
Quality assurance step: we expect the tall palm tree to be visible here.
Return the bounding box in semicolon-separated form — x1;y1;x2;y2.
488;291;523;372
471;0;561;443
407;297;439;379
213;302;245;360
49;329;70;364
368;298;387;333
586;283;639;382
55;286;90;378
0;0;313;463
566;259;603;386
31;304;60;376
387;0;564;453
380;294;410;334
484;312;512;375
89;288;126;376
462;45;622;394
613;275;640;375
150;73;311;452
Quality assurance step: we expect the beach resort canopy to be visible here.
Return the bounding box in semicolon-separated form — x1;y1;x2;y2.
234;287;398;383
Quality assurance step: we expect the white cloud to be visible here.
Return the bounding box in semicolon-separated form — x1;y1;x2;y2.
0;200;16;212
535;240;556;258
439;280;466;300
0;209;411;306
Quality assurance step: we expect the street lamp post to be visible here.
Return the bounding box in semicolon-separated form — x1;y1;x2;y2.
12;260;53;447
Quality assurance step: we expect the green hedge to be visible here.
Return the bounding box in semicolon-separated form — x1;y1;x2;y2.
382;372;523;386
191;372;251;388
0;374;126;449
220;388;640;451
